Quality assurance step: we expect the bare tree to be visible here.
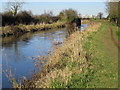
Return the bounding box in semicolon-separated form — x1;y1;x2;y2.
97;12;103;19
6;0;24;16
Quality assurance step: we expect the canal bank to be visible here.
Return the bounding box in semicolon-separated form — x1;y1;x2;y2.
2;23;89;88
1;20;89;38
23;21;118;88
2;28;67;88
21;22;102;88
1;22;65;37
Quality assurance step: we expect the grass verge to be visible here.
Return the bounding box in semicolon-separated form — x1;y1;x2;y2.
23;21;103;88
20;20;118;88
82;21;118;88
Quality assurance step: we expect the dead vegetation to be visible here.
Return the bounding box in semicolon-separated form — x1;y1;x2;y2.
1;22;65;37
15;22;101;88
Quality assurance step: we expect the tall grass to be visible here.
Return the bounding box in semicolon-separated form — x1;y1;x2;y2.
2;21;65;37
22;22;101;88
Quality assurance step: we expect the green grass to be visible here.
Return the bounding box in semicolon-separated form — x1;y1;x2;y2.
82;21;118;88
23;20;118;88
116;30;120;41
113;25;120;42
49;22;101;88
108;22;120;42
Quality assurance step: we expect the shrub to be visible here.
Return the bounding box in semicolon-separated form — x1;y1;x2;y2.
16;11;34;25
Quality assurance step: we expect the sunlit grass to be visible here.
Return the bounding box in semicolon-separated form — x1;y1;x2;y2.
23;21;101;88
82;21;118;88
2;21;66;37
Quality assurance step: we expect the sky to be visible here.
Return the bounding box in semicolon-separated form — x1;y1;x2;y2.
1;0;108;17
1;0;108;2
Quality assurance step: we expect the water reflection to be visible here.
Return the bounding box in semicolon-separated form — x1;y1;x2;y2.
2;24;88;88
2;28;67;88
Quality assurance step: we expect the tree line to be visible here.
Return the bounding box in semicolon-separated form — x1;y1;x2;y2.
1;10;61;26
1;8;81;36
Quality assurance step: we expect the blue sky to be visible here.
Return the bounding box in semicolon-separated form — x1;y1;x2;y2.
1;0;107;2
1;2;108;17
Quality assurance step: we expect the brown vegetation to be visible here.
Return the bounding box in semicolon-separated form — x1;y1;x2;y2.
1;22;65;37
21;22;101;88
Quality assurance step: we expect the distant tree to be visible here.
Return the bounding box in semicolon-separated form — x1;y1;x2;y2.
61;8;78;24
59;12;65;18
97;12;103;19
59;12;65;20
6;0;24;16
60;9;79;35
38;11;55;24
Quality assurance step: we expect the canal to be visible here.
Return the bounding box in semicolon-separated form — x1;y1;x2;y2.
1;24;88;88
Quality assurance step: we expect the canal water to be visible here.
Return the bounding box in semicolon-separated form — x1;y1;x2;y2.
1;24;88;88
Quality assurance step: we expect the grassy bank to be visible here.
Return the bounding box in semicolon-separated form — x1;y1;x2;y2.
109;22;120;42
1;21;65;37
22;21;103;88
82;20;118;88
13;20;118;88
1;20;89;38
